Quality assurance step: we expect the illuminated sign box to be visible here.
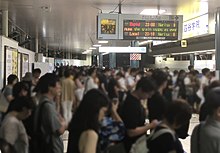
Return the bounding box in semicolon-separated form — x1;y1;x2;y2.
97;14;119;40
97;14;183;40
119;14;183;40
182;13;209;39
99;47;146;53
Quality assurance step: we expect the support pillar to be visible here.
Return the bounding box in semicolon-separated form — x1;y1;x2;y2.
99;54;103;68
130;60;139;68
35;38;39;53
189;53;194;66
2;10;8;37
215;8;220;79
109;53;116;68
46;42;49;58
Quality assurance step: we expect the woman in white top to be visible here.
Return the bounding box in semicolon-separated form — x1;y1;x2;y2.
84;68;98;94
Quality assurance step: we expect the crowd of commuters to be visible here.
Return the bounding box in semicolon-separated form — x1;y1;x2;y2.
0;65;219;153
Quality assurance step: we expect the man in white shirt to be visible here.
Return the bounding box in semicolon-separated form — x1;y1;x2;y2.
197;68;211;104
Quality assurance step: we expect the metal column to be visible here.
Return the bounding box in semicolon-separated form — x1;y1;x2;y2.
216;8;220;79
99;54;103;68
189;53;194;66
109;53;116;68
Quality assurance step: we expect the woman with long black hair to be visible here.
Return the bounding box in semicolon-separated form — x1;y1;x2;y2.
67;89;110;153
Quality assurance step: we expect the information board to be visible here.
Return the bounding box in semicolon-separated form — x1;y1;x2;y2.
123;20;179;40
4;46;18;85
97;14;183;40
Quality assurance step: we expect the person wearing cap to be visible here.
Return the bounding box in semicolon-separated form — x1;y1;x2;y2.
191;87;220;153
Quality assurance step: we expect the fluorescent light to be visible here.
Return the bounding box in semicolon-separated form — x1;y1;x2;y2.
82;50;92;54
102;52;109;55
139;40;153;46
99;47;146;53
140;9;166;15
93;44;102;47
98;41;109;44
89;47;97;50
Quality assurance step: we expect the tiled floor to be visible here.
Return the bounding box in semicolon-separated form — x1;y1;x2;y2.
62;114;200;153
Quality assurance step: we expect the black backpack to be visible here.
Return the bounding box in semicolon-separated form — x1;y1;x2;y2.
31;101;53;153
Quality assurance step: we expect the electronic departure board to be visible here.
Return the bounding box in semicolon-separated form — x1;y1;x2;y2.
97;14;183;40
123;20;179;40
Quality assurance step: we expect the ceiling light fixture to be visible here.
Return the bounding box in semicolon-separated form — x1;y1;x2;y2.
89;47;97;50
82;50;92;54
140;9;166;15
93;44;102;47
98;41;109;44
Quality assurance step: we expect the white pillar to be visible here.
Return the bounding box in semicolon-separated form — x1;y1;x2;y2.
2;10;8;37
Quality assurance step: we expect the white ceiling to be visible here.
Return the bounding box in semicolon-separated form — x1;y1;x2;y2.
0;0;220;53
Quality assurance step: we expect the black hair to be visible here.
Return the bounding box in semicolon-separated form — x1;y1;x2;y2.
164;101;192;127
67;89;110;153
103;68;110;73
9;96;34;112
152;69;168;88
33;68;41;74
130;68;137;74
116;71;124;78
69;89;110;132
203;80;220;97
12;82;29;98
173;70;179;75
34;73;59;94
64;69;72;78
7;74;18;84
87;68;96;76
188;65;194;71
206;87;220;115
136;77;157;93
74;71;83;80
67;90;107;153
202;68;210;75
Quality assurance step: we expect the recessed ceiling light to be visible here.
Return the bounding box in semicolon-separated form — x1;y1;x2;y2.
98;41;109;44
82;50;92;54
89;47;97;50
140;9;166;15
93;44;102;47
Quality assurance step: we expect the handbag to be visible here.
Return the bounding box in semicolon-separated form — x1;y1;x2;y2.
0;93;9;113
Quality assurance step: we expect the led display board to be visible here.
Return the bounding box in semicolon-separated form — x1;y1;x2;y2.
97;14;183;40
123;20;179;40
119;14;183;40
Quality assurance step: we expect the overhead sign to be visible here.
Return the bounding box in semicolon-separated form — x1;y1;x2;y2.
130;54;141;60
99;47;146;53
183;13;209;38
97;14;183;40
97;14;119;40
123;20;178;40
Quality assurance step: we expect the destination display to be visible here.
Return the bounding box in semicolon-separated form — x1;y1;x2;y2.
123;20;179;40
97;14;183;40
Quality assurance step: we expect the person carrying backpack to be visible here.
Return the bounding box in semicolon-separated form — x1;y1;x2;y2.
32;73;67;153
147;101;192;153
